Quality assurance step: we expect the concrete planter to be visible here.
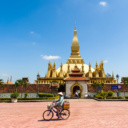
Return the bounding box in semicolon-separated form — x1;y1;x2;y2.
11;98;18;103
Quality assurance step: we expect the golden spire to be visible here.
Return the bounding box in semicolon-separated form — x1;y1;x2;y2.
96;61;98;69
52;61;57;78
88;62;92;77
66;24;84;64
60;61;64;77
60;61;63;71
71;24;80;56
112;72;114;78
82;63;84;72
89;62;91;72
53;61;56;70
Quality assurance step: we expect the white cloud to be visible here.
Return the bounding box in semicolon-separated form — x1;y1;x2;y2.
32;42;36;45
2;74;8;77
41;55;61;60
30;31;34;34
104;60;108;63
99;1;107;7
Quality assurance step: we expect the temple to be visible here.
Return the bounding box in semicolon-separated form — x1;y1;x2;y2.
35;25;116;85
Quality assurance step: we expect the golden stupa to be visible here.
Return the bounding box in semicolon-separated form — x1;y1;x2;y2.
35;25;116;84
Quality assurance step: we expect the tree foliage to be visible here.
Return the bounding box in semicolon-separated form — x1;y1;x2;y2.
0;79;4;85
124;78;128;85
91;82;104;87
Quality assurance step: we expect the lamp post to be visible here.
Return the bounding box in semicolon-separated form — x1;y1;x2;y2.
116;74;119;97
37;73;40;97
116;74;119;83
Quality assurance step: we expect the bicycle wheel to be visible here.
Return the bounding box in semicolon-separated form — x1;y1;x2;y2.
43;110;54;121
60;109;70;120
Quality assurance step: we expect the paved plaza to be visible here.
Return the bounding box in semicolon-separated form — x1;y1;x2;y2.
0;99;128;128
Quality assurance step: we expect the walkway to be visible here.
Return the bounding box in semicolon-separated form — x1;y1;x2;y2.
0;100;128;128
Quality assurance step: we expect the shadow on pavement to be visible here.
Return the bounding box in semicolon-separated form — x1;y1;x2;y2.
38;119;62;122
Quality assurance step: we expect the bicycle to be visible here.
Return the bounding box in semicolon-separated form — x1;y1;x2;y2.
43;102;70;121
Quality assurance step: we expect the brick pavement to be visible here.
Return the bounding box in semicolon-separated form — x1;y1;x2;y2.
0;100;128;128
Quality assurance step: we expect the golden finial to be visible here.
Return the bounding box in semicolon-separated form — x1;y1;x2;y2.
61;61;63;65
89;62;91;66
75;22;76;30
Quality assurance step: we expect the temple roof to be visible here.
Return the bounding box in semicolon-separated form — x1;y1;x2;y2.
4;81;14;84
56;63;94;74
64;66;89;81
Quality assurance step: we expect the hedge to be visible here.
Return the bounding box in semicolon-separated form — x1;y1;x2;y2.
107;96;118;99
0;97;59;101
107;96;124;99
125;96;128;99
95;95;103;99
0;98;11;100
38;93;54;97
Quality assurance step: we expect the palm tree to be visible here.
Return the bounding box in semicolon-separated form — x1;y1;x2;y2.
0;79;4;89
14;79;23;93
0;79;4;85
22;81;30;93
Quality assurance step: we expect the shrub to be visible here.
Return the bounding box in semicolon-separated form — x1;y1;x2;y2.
117;96;124;99
125;96;128;99
24;92;28;99
38;93;54;97
17;96;58;100
0;98;11;100
112;96;118;99
107;91;114;97
95;95;103;99
106;96;113;99
11;92;19;98
107;96;118;99
100;91;108;99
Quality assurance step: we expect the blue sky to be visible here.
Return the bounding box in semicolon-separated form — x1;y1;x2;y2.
0;0;128;83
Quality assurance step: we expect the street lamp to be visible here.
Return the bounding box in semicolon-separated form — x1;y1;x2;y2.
116;74;119;83
37;73;40;97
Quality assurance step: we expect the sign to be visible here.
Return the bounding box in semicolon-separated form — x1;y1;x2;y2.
111;85;121;89
111;85;118;89
118;85;121;89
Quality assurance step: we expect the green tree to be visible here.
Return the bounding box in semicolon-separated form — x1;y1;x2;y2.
14;79;30;98
124;78;128;85
22;81;30;94
91;82;104;87
91;82;99;87
100;82;104;87
0;79;4;89
0;79;4;85
123;78;128;96
91;82;104;92
14;79;23;92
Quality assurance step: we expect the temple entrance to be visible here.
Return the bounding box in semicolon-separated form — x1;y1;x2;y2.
70;82;83;98
73;86;80;98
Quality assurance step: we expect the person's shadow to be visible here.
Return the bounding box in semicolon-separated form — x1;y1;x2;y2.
38;118;62;122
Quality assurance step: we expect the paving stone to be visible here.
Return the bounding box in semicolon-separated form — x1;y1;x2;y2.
0;100;128;128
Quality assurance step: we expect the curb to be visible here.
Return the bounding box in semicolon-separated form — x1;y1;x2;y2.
94;98;128;101
0;100;55;103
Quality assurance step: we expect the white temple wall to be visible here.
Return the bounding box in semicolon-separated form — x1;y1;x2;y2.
65;81;88;98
